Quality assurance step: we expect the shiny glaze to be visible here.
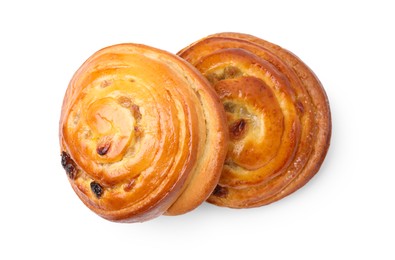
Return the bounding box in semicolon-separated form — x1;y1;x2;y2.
178;33;331;208
60;44;228;222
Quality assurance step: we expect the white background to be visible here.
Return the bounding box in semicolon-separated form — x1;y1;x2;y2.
1;0;394;259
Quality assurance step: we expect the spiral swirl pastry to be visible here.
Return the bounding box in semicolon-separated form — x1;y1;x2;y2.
59;44;228;222
178;33;331;208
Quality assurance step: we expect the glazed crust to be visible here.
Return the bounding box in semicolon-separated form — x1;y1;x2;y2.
59;43;228;222
178;33;331;208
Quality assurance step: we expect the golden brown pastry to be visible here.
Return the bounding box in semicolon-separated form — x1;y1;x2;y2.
59;43;228;222
178;33;331;208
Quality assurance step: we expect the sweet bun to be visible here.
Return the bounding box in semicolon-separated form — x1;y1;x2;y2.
59;43;228;222
178;33;331;208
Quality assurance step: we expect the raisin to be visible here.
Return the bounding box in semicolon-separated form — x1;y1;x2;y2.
61;151;77;179
61;151;68;168
118;96;131;108
131;104;141;120
296;101;305;114
90;181;104;198
229;119;248;140
97;142;111;156
65;164;76;178
213;185;228;198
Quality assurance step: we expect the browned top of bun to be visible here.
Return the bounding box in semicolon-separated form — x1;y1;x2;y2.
178;33;331;208
60;43;228;222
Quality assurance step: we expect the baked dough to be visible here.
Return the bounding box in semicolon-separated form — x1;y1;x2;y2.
178;33;331;208
59;43;228;222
